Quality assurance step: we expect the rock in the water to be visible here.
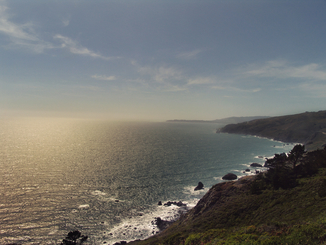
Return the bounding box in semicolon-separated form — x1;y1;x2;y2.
152;217;173;230
157;201;162;205
250;163;263;167
60;230;88;245
194;182;204;191
245;169;250;172
222;173;237;180
163;201;186;207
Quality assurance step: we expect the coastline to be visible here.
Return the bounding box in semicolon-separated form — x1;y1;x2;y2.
117;141;294;245
127;174;258;245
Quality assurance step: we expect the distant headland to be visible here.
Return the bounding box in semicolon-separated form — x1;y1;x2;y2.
167;116;269;125
218;110;326;151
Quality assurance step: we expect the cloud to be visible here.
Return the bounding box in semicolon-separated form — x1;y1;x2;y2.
187;77;215;85
0;2;118;59
62;17;70;27
299;82;326;98
54;34;115;60
176;49;202;59
92;75;116;81
135;62;184;83
211;85;261;93
245;60;326;81
0;2;54;52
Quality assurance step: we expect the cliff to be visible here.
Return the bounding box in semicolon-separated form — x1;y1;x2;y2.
218;110;326;151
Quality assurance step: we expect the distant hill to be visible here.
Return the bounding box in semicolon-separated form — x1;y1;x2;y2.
212;116;270;124
218;110;326;151
167;116;269;124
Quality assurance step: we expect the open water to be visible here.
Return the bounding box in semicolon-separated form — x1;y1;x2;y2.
0;118;295;244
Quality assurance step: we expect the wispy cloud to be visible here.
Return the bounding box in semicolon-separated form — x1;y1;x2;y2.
135;62;184;83
176;49;202;59
241;60;326;98
0;2;54;52
245;60;326;81
62;16;70;27
299;83;326;98
54;34;115;60
187;77;215;85
92;75;116;81
0;2;119;60
211;85;261;93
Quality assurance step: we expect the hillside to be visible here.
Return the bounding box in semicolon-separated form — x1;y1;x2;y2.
129;146;326;245
218;110;326;151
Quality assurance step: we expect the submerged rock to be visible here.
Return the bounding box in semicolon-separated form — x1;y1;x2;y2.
194;182;204;191
222;173;237;180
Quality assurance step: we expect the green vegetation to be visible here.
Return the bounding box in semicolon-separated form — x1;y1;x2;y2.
131;145;326;245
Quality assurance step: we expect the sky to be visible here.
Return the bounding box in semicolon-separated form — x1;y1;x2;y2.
1;0;326;121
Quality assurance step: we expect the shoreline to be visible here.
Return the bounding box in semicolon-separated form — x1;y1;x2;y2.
106;141;294;245
127;175;259;245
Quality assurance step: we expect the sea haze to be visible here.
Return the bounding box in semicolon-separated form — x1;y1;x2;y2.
0;118;294;244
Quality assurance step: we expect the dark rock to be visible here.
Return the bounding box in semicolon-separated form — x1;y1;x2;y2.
222;173;237;180
152;217;173;230
176;201;185;207
164;201;172;206
194;182;204;191
113;242;127;245
245;169;250;172
60;230;88;245
250;163;263;167
163;201;186;207
158;201;162;205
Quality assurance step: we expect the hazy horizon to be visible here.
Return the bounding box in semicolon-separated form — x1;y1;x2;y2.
1;1;326;121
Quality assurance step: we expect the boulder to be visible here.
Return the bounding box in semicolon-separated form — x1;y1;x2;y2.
245;169;250;172
250;163;263;167
222;173;237;180
194;182;204;191
157;201;162;205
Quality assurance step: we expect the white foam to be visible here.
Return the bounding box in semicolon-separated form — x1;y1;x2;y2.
91;190;107;196
90;190;120;202
78;204;90;209
96;200;194;244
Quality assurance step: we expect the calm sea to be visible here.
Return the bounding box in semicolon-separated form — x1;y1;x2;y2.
0;118;294;244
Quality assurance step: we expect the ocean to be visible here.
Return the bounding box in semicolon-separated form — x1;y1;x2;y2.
0;118;295;244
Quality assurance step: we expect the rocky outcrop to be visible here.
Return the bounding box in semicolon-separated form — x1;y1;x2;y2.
194;182;204;190
222;173;237;180
250;163;263;167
